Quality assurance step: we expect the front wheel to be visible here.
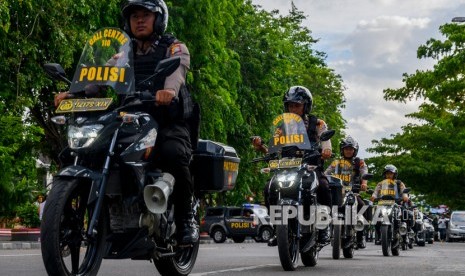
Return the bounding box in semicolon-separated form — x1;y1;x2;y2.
381;225;391;256
417;232;426;246
40;178;108;276
154;239;200;276
332;224;341;259
276;223;299;271
211;228;226;243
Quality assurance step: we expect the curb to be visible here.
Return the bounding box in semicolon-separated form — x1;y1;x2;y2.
0;241;41;250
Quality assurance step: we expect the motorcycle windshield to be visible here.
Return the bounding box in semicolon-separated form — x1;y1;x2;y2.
268;113;312;154
69;27;134;94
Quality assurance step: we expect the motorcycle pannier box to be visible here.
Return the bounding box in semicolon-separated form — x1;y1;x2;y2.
191;139;240;192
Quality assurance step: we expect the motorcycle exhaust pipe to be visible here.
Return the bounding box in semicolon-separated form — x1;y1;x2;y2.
399;222;408;235
143;173;175;214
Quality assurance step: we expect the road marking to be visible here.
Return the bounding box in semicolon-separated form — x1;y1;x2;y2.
190;264;278;276
200;247;218;250
0;253;41;257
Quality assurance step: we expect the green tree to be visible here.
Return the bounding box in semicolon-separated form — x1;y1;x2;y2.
0;0;120;219
367;22;465;209
0;0;346;211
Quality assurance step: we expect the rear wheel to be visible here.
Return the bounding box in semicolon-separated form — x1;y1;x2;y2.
259;226;273;242
417;232;426;246
276;223;299;271
154;240;200;276
41;179;108;276
342;238;354;259
301;245;318;267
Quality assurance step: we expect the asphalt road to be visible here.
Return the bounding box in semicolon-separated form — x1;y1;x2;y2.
1;241;464;275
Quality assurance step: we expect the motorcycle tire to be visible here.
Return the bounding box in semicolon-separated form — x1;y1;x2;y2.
408;240;414;249
276;224;299;271
417;232;426;246
391;240;400;256
381;225;391;256
332;224;341;259
301;245;318;267
41;178;108;276
342;238;354;258
154;239;200;276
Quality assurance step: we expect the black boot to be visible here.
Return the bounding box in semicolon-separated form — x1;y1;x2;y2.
177;216;199;245
357;231;366;249
267;235;277;247
318;227;330;244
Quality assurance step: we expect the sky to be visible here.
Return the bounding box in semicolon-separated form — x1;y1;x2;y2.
252;0;465;157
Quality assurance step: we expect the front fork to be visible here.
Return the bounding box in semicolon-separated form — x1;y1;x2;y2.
87;128;120;237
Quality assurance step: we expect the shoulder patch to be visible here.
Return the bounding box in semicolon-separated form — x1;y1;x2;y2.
170;43;183;56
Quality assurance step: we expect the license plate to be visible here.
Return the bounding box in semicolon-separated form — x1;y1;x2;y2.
56;98;113;113
269;158;302;169
378;200;395;206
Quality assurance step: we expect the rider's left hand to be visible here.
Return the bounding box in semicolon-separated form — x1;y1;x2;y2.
321;149;332;159
155;89;176;105
361;183;367;191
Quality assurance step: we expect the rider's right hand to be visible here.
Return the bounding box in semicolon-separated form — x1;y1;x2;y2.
54;92;70;107
251;136;262;149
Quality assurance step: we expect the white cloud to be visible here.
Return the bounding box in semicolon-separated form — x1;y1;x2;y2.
252;0;465;157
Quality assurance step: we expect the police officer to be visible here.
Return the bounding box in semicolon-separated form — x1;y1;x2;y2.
252;86;333;244
370;164;408;245
325;136;369;248
55;0;198;245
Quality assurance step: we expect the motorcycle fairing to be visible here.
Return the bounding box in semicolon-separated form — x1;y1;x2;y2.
268;113;311;154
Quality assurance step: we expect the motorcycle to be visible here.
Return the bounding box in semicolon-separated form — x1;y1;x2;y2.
253;113;335;271
40;27;240;276
376;188;409;256
413;209;427;246
329;174;373;259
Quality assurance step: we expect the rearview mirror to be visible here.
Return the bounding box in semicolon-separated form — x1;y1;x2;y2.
153;56;181;78
320;129;335;142
362;173;373;180
43;63;71;84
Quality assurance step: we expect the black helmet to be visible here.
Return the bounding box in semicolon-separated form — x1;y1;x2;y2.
283;86;313;114
339;135;359;157
122;0;168;36
382;164;398;179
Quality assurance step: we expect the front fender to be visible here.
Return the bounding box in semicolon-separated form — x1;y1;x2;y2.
54;165;103;204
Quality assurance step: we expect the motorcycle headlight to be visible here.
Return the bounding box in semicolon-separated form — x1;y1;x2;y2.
381;207;393;217
277;172;298;188
68;124;104;149
345;194;356;205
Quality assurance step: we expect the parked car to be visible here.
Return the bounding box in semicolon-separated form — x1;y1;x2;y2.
446;211;465;242
200;205;273;243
